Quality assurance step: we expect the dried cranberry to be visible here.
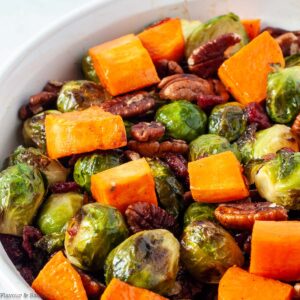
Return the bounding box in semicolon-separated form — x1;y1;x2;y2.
0;234;25;264
22;226;43;259
245;102;271;129
197;94;227;112
50;181;81;194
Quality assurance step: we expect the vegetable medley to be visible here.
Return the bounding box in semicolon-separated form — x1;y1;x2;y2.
2;12;300;300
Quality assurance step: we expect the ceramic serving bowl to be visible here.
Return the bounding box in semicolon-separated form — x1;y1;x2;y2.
0;0;300;296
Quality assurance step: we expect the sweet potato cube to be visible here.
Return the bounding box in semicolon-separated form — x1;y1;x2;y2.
241;19;261;40
188;151;249;202
91;158;157;212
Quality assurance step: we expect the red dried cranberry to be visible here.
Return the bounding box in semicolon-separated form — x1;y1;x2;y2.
245;102;271;129
50;181;81;194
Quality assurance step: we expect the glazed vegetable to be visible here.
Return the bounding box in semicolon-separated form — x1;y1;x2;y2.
285;54;300;67
65;203;128;271
250;221;300;281
74;152;121;192
82;54;99;82
91;158;157;213
155;100;207;142
180;19;202;42
208;103;247;142
185;13;248;58
241;19;261;40
254;150;300;209
35;231;65;254
138;18;185;62
183;202;216;227
189;134;240;161
23;110;61;152
102;278;168;300
188;151;249;203
104;229;179;295
32;251;88;300
0;164;45;236
147;158;184;218
89;34;160;96
219;266;293;300
9;145;69;185
266;66;300;124
45;106;127;159
37;192;84;235
180;221;244;283
57;80;108;112
218;31;285;105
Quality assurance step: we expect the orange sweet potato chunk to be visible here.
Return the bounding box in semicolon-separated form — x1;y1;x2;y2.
89;34;160;96
188;151;249;203
91;158;157;213
241;19;261;40
32;251;88;300
45;106;126;159
218;31;285;105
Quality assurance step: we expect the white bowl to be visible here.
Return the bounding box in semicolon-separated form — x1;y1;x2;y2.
0;0;299;296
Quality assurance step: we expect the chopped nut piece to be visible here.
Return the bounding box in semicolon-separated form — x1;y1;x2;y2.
276;32;300;56
155;59;184;78
131;121;165;142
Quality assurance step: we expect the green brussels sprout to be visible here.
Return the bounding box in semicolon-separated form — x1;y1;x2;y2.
244;159;266;185
9;146;69;185
183;202;216;227
155;100;207;142
105;229;179;295
0;164;45;236
37;192;84;235
208;103;247;142
147;158;184;218
180;221;244;283
23;110;61;152
35;231;65;254
185;13;248;58
73;152;121;192
254;150;300;209
57;80;110;112
82;54;99;83
189;134;240;161
65;203;128;271
180;19;202;42
285;54;300;68
266;66;300;124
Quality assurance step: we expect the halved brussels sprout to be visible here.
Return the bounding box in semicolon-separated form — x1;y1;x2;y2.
208;103;247;142
82;54;99;83
73;152;121;192
285;54;300;68
189;134;240;161
183;202;216;227
65;203;128;271
180;221;244;283
104;229;179;295
155;100;207;142
35;231;65;254
147;158;184;218
266;66;300;124
185;13;248;58
22;110;61;152
181;19;202;42
0;164;45;236
9;146;69;185
255;150;300;209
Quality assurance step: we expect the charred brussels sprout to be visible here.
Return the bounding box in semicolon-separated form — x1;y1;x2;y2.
285;54;300;68
73;152;121;192
266;66;300;124
35;231;65;254
82;54;99;83
147;158;184;218
104;229;179;295
189;134;240;161
65;203;128;271
183;202;216;227
155;100;207;142
0;164;45;236
208;103;247;142
180;221;244;283
9;146;69;185
181;19;202;42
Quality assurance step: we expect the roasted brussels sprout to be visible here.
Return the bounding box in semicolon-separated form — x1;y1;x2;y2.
65;203;128;271
147;158;184;218
208;103;247;142
37;192;84;235
9;146;68;185
183;202;216;227
181;19;202;42
82;54;99;83
285;54;300;68
180;221;244;283
73;152;121;192
255;150;300;209
0;164;45;236
104;229;180;295
22;110;60;152
185;13;248;58
189;134;240;161
35;231;65;254
57;80;109;112
266;66;300;124
155;100;207;142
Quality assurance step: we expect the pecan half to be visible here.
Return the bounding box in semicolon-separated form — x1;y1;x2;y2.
188;33;241;78
43;80;64;94
276;32;300;56
215;202;288;230
131;121;165;142
123;150;141;161
292;113;300;137
155;59;184;79
245;102;271;129
100;91;155;118
264;26;300;38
